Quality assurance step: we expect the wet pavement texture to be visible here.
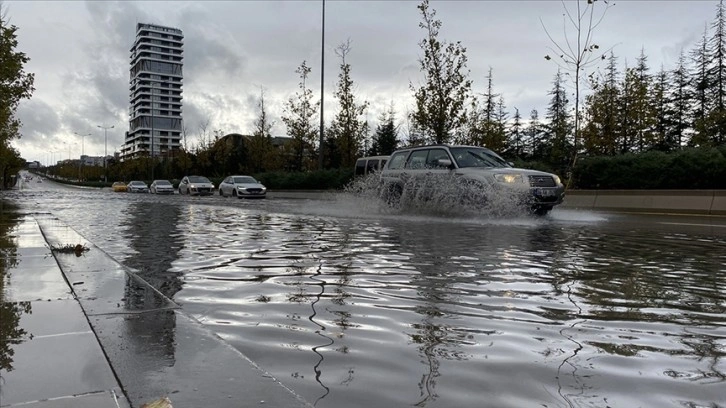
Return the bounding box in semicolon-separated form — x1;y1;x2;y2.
1;198;311;408
0;204;128;408
2;176;726;408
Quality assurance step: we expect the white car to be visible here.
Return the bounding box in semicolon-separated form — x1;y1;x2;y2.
218;175;267;199
178;175;215;196
150;179;175;194
127;180;149;193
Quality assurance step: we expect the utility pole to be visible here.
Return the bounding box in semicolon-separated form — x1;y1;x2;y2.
318;0;325;170
74;132;91;181
97;125;114;183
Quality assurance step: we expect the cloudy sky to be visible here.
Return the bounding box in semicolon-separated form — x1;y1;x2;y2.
4;0;718;164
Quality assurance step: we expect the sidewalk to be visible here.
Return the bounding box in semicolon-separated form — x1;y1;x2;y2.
0;206;312;408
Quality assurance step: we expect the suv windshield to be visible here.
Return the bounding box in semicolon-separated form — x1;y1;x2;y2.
449;147;510;168
188;176;211;183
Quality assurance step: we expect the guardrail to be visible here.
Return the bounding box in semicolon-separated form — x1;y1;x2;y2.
561;190;726;216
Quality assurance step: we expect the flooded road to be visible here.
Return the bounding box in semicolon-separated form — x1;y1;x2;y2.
2;177;725;407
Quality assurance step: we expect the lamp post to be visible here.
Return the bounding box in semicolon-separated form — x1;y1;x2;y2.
319;0;325;170
97;125;114;183
74;132;91;180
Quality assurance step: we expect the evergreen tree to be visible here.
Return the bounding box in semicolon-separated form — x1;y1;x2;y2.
651;65;670;150
489;95;508;151
544;70;573;167
691;26;711;146
506;108;524;158
467;68;502;148
706;0;726;144
617;61;636;153
370;103;399;156
582;52;620;155
328;40;369;168
410;0;472;144
281;60;319;171
524;109;542;157
632;50;656;152
247;88;278;173
667;51;693;148
0;4;35;188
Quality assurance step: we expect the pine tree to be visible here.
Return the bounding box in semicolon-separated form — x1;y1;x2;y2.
706;0;726;144
544;70;573;167
618;61;636;153
410;0;472;144
328;40;369;168
582;52;620;155
524;109;542;157
691;27;711;146
667;51;693;148
632;50;655;152
370;103;399;156
507;108;524;158
281;61;319;171
651;65;670;150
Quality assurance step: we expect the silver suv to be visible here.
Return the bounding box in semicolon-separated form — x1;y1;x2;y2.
378;145;565;215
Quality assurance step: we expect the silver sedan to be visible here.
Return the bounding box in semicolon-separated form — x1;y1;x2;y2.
218;175;267;199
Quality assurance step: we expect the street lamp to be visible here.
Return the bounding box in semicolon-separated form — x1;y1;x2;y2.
97;125;114;183
74;132;91;180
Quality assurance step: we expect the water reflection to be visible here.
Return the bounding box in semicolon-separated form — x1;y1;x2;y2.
119;201;184;365
0;200;32;373
7;188;726;408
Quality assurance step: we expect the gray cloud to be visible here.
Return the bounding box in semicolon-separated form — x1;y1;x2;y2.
6;0;718;162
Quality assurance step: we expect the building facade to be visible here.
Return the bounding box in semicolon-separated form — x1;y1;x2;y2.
122;23;183;159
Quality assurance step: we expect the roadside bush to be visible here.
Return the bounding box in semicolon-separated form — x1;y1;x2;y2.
254;169;354;190
573;147;726;189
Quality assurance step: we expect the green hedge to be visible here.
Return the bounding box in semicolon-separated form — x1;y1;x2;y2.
253;169;354;190
571;147;726;189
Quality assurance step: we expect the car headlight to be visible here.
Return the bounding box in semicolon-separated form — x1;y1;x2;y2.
553;175;561;185
494;174;523;183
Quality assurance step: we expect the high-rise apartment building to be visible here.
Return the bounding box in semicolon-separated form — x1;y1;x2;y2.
122;23;183;159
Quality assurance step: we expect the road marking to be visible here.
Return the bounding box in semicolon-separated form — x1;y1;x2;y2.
658;222;726;228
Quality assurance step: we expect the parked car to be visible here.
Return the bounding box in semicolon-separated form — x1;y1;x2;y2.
355;155;389;177
112;181;127;192
378;144;565;215
218;175;267;198
178;175;215;196
150;179;175;195
127;180;150;193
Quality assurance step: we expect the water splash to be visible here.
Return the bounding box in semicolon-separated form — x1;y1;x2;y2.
343;173;534;218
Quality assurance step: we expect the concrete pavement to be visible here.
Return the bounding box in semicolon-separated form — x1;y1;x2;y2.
0;204;312;408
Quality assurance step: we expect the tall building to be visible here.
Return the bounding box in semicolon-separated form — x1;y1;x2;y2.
122;23;183;160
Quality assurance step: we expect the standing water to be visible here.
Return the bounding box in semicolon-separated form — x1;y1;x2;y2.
3;180;725;407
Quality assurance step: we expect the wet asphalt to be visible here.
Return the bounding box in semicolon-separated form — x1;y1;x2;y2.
0;206;312;407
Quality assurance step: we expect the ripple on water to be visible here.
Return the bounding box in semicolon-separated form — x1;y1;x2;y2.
10;187;726;408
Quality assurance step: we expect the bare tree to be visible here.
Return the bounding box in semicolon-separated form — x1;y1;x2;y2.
541;0;613;184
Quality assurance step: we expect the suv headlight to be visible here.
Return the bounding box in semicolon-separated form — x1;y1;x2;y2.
494;174;524;184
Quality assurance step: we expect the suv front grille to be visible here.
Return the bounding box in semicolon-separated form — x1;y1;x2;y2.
528;175;555;187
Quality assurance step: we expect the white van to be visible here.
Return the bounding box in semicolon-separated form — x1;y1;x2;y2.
354;155;389;177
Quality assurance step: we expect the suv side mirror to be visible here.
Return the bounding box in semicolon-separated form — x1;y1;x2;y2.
437;159;453;168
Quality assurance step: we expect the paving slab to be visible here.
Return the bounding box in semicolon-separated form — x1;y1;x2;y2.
0;309;122;407
3;391;129;408
30;215;313;408
91;311;312;408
